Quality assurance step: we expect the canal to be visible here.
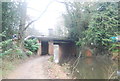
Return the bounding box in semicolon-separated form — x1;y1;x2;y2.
63;56;118;79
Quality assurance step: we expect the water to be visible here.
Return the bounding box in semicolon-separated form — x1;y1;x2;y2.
67;56;118;79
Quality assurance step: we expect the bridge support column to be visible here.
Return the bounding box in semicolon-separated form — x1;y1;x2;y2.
48;41;54;55
37;41;41;56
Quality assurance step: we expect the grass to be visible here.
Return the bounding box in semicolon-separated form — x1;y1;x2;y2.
48;56;54;62
1;58;26;79
2;61;15;78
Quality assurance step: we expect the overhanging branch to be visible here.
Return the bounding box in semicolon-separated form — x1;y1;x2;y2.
23;0;53;31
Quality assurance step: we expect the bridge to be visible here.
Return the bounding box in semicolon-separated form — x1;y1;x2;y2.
25;36;77;63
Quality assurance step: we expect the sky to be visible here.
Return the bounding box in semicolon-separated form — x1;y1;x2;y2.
27;0;66;35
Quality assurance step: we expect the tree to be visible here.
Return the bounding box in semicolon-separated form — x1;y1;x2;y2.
63;2;93;41
2;2;28;41
62;2;119;54
54;16;68;38
82;2;119;52
1;2;27;53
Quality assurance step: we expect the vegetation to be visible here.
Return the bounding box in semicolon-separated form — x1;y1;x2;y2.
62;2;120;55
60;2;119;79
2;2;27;41
0;1;119;79
1;2;28;78
24;39;39;53
1;1;28;56
49;55;54;62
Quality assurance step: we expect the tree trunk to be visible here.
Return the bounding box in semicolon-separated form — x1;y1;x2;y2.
18;2;27;49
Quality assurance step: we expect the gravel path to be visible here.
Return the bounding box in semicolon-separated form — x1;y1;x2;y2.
7;56;51;79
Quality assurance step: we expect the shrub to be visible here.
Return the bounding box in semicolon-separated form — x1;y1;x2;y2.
24;38;39;53
0;39;27;60
26;50;33;56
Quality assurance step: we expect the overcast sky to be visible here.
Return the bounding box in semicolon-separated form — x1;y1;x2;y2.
27;0;66;35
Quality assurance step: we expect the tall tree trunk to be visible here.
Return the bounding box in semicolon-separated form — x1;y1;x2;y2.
18;2;27;49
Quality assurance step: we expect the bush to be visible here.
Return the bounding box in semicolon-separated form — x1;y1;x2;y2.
26;50;33;56
0;39;13;52
24;38;39;53
109;43;120;52
0;39;27;60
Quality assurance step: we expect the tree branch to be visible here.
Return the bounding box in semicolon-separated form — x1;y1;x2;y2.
23;0;71;31
23;0;53;31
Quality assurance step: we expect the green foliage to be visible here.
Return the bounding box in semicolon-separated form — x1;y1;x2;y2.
0;38;27;59
0;33;26;60
109;43;120;53
80;2;119;53
24;39;39;52
63;2;119;54
1;48;26;59
0;49;13;57
2;2;27;41
63;2;94;41
0;39;12;47
0;39;13;53
82;2;119;46
26;50;33;56
0;32;6;37
1;2;28;78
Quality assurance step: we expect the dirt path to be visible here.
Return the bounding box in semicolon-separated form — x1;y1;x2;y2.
7;56;51;79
